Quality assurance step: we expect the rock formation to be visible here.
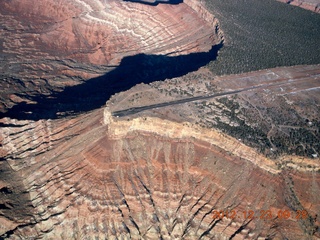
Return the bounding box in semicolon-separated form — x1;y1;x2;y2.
110;64;320;159
277;0;320;13
0;0;222;114
1;64;319;239
0;0;319;239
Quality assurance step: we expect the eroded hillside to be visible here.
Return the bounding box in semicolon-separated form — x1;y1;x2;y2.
0;0;222;116
0;92;319;238
0;0;319;239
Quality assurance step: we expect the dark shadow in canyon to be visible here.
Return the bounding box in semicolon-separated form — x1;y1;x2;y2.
0;43;223;121
123;0;183;6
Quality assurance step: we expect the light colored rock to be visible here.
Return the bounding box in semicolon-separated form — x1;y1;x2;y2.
277;0;320;13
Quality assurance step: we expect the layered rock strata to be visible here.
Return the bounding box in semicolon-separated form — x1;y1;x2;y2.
0;65;319;239
1;0;319;239
0;0;222;114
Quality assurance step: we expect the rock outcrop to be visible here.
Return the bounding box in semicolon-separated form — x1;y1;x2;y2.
1;0;319;239
0;0;222;114
124;0;182;4
0;65;319;239
109;64;320;159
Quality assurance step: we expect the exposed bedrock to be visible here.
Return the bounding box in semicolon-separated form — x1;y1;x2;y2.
0;0;222;114
1;0;219;64
1;45;222;121
0;0;319;239
108;64;320;159
1;65;320;239
0;104;319;239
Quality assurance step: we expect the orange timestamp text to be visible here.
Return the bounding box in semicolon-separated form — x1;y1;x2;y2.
212;209;308;221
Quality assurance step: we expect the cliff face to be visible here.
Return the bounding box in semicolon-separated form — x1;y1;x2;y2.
1;0;219;64
0;97;319;239
108;64;320;160
0;0;222;114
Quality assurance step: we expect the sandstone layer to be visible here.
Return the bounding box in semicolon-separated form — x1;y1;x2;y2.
277;0;320;13
0;65;319;239
0;0;222;114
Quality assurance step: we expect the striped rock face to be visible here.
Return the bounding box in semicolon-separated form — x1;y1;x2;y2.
0;108;315;240
0;0;220;65
1;65;320;239
0;0;222;114
1;0;319;239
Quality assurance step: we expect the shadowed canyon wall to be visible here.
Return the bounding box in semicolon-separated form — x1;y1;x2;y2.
0;0;222;115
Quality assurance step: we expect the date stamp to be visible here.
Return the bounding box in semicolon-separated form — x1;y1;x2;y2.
212;209;308;221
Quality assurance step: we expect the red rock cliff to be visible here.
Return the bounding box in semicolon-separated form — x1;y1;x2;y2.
0;101;319;238
0;0;222;114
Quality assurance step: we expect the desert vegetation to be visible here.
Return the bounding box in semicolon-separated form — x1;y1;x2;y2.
111;65;320;160
204;0;320;75
192;95;320;159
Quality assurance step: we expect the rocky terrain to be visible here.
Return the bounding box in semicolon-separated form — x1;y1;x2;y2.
0;0;320;239
0;0;222;115
1;64;319;238
108;64;320;160
1;63;320;238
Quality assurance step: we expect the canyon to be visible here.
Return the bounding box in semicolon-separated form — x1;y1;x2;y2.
1;65;319;238
0;0;319;239
0;0;221;116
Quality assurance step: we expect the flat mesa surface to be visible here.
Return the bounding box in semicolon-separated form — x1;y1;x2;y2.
204;0;320;75
109;64;320;159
